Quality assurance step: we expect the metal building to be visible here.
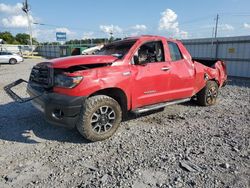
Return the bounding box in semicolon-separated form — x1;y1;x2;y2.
36;45;90;58
36;45;60;58
182;36;250;78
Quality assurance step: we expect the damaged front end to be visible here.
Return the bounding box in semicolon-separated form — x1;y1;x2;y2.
4;62;53;103
4;55;115;103
4;61;94;128
4;79;43;103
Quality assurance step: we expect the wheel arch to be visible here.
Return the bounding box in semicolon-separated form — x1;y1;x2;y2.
89;87;128;118
208;78;219;86
9;58;17;64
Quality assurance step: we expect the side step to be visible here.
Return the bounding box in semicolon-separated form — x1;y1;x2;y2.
132;98;191;114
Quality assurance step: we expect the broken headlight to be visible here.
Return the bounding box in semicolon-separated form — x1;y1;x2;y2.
54;74;83;88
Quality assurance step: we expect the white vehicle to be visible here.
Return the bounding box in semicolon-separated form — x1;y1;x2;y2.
82;45;104;55
0;51;24;64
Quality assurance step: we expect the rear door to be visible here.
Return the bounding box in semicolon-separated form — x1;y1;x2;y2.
166;41;196;100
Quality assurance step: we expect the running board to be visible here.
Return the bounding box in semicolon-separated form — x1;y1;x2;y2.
132;98;191;114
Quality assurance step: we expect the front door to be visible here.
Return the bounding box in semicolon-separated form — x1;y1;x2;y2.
131;41;172;108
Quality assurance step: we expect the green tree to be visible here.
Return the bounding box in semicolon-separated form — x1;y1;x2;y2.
12;40;20;45
15;33;39;45
109;36;114;43
0;32;15;44
15;33;30;45
65;38;119;45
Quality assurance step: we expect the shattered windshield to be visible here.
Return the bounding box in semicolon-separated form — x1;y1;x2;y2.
95;40;137;59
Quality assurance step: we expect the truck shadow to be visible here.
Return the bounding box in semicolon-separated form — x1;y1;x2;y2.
124;109;165;122
0;101;165;144
0;102;90;144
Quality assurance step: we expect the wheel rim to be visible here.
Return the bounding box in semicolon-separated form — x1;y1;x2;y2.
10;59;16;64
91;106;116;134
206;86;217;104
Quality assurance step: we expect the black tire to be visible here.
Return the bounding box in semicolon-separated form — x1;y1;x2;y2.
196;81;219;106
9;58;17;64
76;95;122;142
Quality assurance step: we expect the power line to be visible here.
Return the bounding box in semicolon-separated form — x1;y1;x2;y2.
180;15;214;26
32;22;130;38
219;12;250;16
33;22;101;33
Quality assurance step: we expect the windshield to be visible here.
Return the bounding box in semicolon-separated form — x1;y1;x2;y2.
95;40;137;59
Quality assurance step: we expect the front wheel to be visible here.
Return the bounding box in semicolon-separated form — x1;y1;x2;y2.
76;95;122;142
9;58;17;64
196;81;219;106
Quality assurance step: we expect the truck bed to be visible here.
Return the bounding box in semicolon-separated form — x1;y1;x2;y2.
193;58;218;68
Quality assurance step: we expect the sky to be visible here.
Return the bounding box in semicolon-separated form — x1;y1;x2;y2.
0;0;250;42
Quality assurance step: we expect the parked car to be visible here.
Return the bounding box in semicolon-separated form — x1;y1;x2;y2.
82;45;104;55
0;51;24;64
5;35;227;141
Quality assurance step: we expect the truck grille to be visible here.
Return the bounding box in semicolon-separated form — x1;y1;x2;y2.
29;64;53;88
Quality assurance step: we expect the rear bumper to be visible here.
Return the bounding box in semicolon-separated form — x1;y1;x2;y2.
27;84;85;128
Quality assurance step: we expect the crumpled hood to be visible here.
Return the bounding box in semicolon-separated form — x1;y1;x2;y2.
49;55;118;69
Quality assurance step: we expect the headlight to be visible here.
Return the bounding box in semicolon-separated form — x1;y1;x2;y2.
54;74;83;88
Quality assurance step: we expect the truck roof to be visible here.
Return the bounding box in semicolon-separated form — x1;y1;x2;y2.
124;35;165;40
123;35;179;43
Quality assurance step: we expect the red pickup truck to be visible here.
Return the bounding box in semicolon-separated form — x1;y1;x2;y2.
5;35;227;141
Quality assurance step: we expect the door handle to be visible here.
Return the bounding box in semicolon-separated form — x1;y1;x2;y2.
161;67;171;71
122;71;131;76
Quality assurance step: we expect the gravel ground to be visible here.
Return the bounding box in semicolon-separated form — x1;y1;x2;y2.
0;59;249;188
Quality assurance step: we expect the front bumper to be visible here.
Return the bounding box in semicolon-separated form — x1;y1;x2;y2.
16;57;24;63
27;84;85;129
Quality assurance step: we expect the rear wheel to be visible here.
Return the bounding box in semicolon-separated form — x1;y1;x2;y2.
9;58;17;64
197;81;219;106
76;95;122;142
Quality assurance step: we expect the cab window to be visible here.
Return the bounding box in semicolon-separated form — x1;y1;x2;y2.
135;41;165;65
96;40;136;59
168;41;183;61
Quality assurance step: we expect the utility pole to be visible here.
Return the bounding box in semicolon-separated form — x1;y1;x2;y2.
214;14;219;59
214;14;219;39
109;31;113;42
211;27;215;45
110;31;113;38
22;0;33;55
